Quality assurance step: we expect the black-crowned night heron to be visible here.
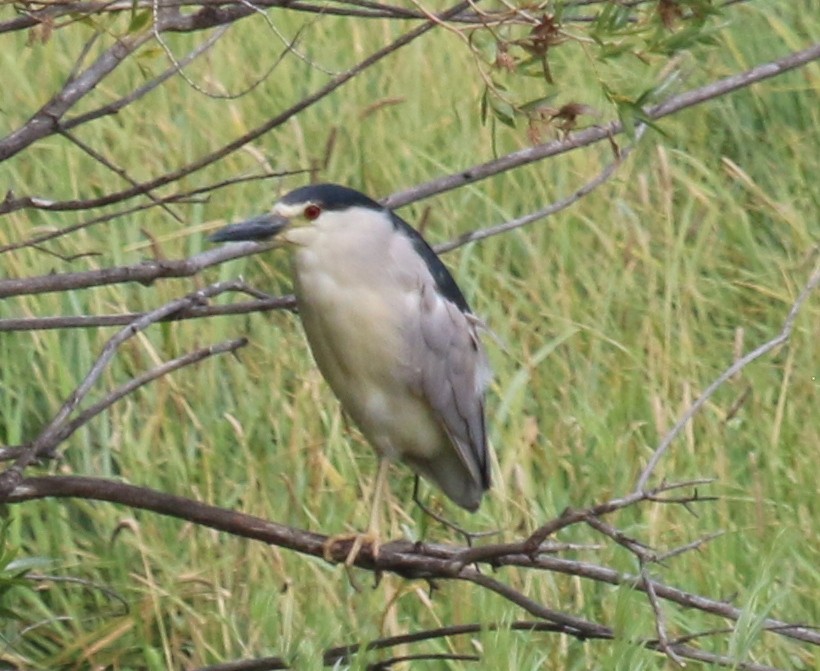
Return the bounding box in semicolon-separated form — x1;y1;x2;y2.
210;183;491;558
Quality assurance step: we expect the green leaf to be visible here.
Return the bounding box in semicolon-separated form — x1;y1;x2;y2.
469;30;498;66
127;9;152;34
597;40;635;60
592;1;635;36
488;95;516;128
515;55;550;78
0;606;23;619
647;25;721;56
5;556;54;573
519;94;556;113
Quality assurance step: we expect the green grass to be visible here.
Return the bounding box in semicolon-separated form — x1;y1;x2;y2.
1;1;818;668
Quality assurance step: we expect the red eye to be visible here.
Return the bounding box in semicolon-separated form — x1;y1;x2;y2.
304;204;322;220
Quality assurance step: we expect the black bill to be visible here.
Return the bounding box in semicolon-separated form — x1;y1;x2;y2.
209;213;289;243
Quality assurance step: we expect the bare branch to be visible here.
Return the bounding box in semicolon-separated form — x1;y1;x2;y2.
58;127;183;223
641;562;686;666
384;42;820;210
635;257;820;492
584;515;655;561
0;123;641;301
0;170;300;255
5;474;817;664
322;621;576;667
192;616;780;671
3;40;814;263
5;36;815;300
0;297;295;332
0;244;272;298
0;0;688;34
0;30;155;163
463;568;610;637
489;553;820;646
523;479;714;552
0;0;474;215
62;25;231;130
0;337;247;462
0;280;256;495
434;125;645;253
656;531;725;563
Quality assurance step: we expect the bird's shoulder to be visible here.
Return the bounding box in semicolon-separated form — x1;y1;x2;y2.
388;212;471;314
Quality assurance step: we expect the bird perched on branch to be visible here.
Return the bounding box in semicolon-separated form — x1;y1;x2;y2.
210;183;492;561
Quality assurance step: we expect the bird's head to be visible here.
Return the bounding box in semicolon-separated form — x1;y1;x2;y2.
208;183;385;245
210;182;472;312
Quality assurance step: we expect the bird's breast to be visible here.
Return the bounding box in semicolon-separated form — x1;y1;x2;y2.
288;226;446;459
292;241;414;385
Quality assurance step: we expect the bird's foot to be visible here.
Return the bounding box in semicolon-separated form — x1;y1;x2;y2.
323;532;380;566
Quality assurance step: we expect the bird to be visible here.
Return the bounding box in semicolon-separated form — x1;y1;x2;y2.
209;183;492;560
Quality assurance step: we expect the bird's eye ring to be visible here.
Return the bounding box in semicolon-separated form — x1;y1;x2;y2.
304;204;322;220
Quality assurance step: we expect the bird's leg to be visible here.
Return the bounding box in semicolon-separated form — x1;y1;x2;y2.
367;457;389;539
412;476;500;547
343;457;388;565
323;458;389;566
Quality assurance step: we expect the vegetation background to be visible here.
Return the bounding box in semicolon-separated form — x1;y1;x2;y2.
0;0;817;668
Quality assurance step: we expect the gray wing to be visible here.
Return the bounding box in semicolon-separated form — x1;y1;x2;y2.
408;280;492;490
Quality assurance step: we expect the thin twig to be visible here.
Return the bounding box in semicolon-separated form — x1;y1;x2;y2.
641;561;685;666
6;474;820;653
634;258;820;492
58;127;183;222
384;43;820;210
0;0;475;214
0;170;299;256
0;297;295;332
0;338;248;461
62;25;231;131
523;479;714;552
584;515;655;562
656;531;725;563
434;125;645;253
0;281;252;495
